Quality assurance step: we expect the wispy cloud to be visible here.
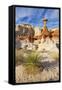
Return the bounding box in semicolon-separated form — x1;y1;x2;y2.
16;7;59;28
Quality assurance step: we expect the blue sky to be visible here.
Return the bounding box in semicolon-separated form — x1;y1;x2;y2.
16;7;59;29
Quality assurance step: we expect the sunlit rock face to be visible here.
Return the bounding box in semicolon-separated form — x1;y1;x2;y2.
41;27;49;38
34;27;41;36
50;28;59;44
38;37;59;52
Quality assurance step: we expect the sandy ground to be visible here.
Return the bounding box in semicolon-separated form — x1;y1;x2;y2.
15;60;59;83
15;37;59;83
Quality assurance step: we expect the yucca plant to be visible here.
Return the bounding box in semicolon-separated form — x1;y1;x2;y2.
23;51;43;75
25;51;40;64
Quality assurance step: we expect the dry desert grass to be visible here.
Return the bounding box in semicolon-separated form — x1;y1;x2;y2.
15;49;59;83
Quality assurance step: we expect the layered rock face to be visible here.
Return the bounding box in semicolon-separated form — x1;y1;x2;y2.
15;18;59;52
16;24;35;49
50;28;59;44
16;24;59;43
37;27;59;52
16;24;34;42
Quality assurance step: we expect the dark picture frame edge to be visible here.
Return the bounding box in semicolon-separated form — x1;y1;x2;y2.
8;5;61;85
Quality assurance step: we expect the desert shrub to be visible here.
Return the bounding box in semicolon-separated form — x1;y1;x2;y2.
25;51;40;64
23;51;43;75
24;63;41;75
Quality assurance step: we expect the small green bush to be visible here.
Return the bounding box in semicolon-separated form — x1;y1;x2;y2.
23;51;43;75
25;51;40;64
